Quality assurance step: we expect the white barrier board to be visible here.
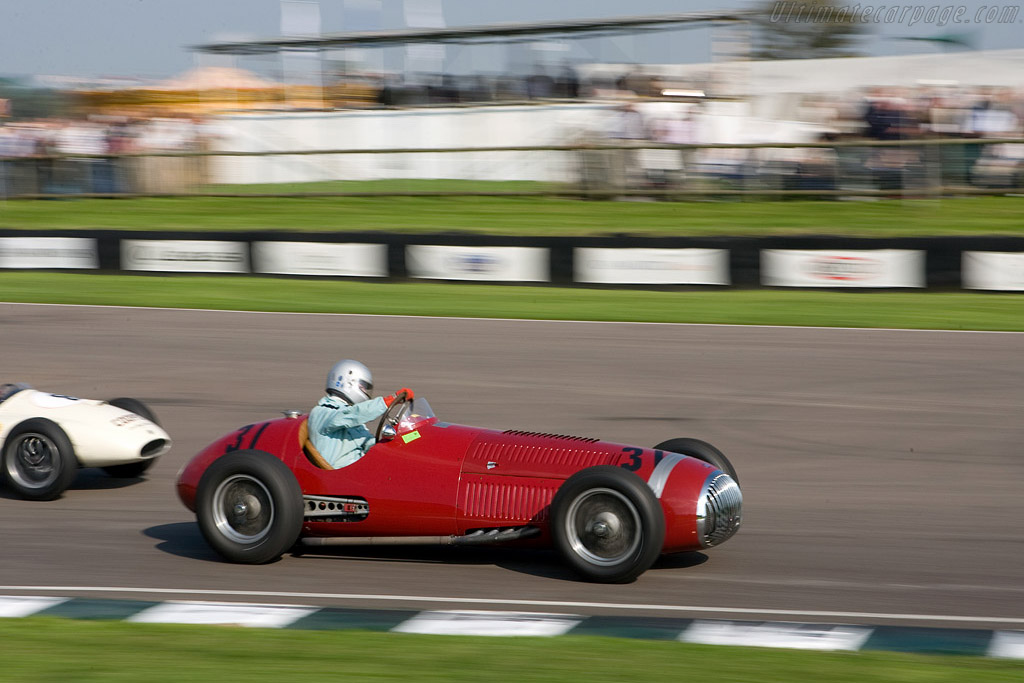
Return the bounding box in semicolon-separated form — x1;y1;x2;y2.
762;249;924;288
406;245;549;282
253;241;387;277
575;247;729;285
0;237;98;269
962;251;1024;291
121;240;249;273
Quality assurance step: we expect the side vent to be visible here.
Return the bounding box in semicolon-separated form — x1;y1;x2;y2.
502;430;600;443
470;440;617;469
462;481;559;523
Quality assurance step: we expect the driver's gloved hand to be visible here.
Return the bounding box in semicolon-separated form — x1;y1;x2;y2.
384;388;415;407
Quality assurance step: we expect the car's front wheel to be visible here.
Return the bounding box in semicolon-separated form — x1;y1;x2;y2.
195;450;304;564
550;465;665;583
2;418;78;501
653;438;739;484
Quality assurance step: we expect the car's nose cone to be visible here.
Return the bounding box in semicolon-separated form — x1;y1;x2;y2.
696;472;742;547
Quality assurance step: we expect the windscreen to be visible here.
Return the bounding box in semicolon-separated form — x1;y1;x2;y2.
394;397;437;433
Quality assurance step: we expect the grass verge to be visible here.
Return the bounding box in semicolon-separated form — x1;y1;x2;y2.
1;194;1023;235
2;619;1021;683
2;272;1023;331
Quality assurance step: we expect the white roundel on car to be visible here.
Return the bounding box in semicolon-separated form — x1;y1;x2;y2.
29;393;80;408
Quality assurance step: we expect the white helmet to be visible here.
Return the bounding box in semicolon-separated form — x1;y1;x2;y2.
325;359;373;405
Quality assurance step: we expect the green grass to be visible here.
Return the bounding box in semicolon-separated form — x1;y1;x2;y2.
2;272;1023;331
2;619;1021;683
1;194;1023;235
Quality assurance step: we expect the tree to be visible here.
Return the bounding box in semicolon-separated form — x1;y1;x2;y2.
750;0;866;60
0;78;71;120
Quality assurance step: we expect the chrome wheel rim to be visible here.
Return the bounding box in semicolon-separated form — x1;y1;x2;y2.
212;474;274;544
563;487;641;566
6;433;60;490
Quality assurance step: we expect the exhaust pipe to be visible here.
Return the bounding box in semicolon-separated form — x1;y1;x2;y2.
299;527;540;548
300;536;454;547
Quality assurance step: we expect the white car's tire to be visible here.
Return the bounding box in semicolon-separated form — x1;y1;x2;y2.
2;418;78;501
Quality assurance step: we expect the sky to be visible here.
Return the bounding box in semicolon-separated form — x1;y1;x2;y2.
0;0;1021;81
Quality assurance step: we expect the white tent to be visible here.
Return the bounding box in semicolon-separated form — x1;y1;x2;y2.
155;67;279;91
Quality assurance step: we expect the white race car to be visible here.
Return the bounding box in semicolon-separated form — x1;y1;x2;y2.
0;383;171;500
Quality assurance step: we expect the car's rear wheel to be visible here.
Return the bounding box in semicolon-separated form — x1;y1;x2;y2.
195;450;303;564
102;397;161;478
550;465;665;583
2;418;78;501
654;438;739;484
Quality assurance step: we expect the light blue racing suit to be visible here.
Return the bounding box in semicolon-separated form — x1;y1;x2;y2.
308;395;388;469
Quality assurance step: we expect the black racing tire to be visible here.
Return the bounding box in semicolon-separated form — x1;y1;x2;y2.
654;438;739;485
550;465;665;583
195;450;304;564
102;397;161;478
2;418;78;501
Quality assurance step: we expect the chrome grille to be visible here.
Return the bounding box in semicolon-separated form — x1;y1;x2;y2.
696;473;742;547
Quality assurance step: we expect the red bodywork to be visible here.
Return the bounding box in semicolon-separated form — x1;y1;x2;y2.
177;411;724;554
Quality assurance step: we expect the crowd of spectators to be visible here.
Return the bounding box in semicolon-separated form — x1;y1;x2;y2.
347;65;1024;194
588;83;1024;194
0;115;208;197
1;76;1022;198
854;86;1024;189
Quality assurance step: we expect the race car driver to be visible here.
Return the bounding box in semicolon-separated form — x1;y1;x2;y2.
308;359;414;468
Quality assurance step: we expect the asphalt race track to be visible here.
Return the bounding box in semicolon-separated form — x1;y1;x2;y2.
2;303;1022;630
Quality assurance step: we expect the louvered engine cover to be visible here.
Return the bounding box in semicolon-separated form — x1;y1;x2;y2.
458;430;624;528
462;430;619;478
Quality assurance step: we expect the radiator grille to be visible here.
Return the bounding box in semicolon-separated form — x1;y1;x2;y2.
697;473;743;547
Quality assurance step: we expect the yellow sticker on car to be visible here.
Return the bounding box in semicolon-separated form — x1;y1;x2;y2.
402;430;421;444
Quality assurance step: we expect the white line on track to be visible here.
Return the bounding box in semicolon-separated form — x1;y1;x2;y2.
0;586;1022;624
1;301;1022;335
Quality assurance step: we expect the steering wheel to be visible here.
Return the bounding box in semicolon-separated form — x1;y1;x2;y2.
375;393;411;441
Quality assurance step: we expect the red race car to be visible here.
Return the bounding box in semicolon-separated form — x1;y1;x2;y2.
176;396;742;583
